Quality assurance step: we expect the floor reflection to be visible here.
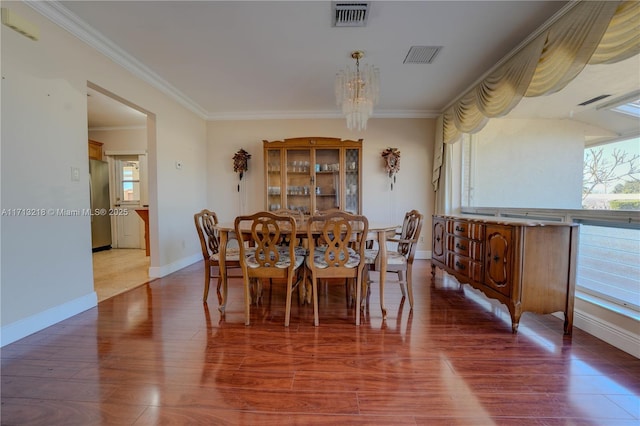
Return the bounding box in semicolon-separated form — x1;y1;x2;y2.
1;260;638;424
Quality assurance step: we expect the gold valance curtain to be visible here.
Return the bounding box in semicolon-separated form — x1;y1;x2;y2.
439;0;639;146
589;1;640;65
433;0;640;191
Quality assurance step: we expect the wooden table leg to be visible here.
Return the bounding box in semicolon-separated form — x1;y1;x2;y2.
218;229;228;313
377;229;388;319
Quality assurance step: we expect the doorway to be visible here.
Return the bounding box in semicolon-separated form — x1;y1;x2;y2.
87;83;152;301
111;155;145;249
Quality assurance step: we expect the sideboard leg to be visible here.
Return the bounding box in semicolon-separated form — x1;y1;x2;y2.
510;308;522;334
564;311;573;336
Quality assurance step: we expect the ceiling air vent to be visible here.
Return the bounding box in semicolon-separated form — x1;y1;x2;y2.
578;94;611;106
404;46;442;64
332;2;370;27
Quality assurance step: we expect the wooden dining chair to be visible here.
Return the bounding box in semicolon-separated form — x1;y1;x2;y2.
272;208;306;248
235;211;306;326
193;209;243;306
272;208;304;222
364;209;424;310
306;211;369;326
313;208;343;215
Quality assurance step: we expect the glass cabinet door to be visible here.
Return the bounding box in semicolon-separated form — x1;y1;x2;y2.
314;148;341;212
266;149;282;212
285;149;312;214
264;138;362;215
344;148;359;214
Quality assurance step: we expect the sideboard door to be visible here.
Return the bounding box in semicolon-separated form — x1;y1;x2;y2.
432;216;446;264
484;225;513;297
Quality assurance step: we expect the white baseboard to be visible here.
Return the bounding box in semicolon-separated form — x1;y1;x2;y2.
415;250;431;260
560;309;640;359
436;256;638;358
1;292;97;347
148;253;201;278
1;254;201;347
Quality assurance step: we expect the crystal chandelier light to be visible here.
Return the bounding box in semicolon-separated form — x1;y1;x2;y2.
335;50;380;131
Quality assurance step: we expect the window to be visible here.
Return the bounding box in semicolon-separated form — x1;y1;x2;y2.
116;156;140;204
611;98;640;118
577;222;639;313
459;131;640;314
582;137;640;210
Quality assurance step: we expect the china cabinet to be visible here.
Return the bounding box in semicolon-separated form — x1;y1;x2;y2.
263;137;362;214
431;214;578;335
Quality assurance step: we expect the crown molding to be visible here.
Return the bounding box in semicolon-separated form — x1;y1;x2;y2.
207;109;438;121
374;109;440;119
26;1;209;119
89;125;147;132
27;1;440;123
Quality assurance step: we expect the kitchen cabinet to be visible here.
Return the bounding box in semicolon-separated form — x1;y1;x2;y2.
431;214;578;334
89;140;103;160
263;137;362;214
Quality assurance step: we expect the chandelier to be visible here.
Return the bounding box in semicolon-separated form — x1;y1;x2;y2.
335;50;380;131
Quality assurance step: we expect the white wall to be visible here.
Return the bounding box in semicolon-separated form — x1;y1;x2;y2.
0;2;207;345
205;118;436;251
89;127;147;152
470;118;585;209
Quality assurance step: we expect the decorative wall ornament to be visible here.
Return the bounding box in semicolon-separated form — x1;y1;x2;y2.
382;147;400;190
233;148;251;192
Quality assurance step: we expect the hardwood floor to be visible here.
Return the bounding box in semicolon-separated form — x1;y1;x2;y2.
92;248;151;302
2;260;639;425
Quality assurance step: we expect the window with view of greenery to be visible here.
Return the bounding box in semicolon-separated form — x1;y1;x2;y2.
579;136;639;314
583;137;640;210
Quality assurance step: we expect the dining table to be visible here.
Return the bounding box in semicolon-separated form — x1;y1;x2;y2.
214;219;398;320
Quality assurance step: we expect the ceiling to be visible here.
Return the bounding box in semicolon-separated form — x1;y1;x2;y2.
51;1;638;139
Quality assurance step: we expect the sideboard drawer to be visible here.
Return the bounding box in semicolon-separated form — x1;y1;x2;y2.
448;220;485;240
449;236;483;260
448;253;484;282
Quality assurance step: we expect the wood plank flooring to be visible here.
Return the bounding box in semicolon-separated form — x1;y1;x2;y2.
2;260;639;425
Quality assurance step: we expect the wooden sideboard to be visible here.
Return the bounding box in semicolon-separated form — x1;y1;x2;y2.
431;214;578;334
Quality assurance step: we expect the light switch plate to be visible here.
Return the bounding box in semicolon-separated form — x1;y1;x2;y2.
71;166;80;181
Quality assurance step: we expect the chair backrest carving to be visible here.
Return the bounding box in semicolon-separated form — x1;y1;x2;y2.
397;209;424;261
194;209;220;260
272;208;304;223
308;211;368;270
250;215;284;268
271;208;304;247
314;208;343;216
235;211;297;270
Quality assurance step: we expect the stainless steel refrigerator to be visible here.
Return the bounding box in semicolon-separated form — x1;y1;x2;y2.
89;159;112;251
